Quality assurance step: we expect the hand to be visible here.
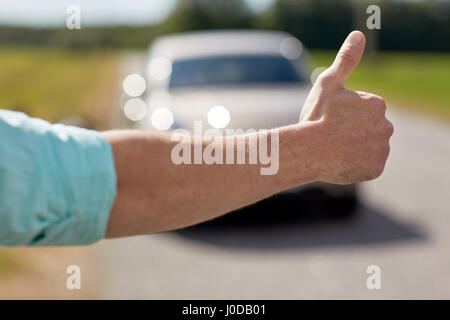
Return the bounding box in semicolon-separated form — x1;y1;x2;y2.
299;31;394;184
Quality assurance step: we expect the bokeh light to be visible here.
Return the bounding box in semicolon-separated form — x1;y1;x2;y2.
148;57;172;81
207;105;230;129
280;37;303;60
122;73;146;97
124;98;147;121
310;66;327;85
151;108;174;130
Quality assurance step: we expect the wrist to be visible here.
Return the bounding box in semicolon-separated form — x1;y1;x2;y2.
275;121;325;190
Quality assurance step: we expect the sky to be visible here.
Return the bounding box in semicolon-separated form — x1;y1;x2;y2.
0;0;275;27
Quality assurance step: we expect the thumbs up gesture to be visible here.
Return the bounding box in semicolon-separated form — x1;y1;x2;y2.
299;31;393;184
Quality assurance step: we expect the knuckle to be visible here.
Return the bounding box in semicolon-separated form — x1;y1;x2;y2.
381;143;391;159
369;95;386;112
369;163;385;180
378;99;387;113
379;119;394;137
385;120;394;137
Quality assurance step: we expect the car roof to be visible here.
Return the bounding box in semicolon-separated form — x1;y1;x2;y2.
149;30;301;61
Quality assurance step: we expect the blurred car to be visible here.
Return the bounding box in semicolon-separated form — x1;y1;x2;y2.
140;30;357;215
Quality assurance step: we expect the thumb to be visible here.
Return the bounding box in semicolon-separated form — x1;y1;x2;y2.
330;30;366;86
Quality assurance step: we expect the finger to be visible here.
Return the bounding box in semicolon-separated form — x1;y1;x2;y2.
330;30;366;86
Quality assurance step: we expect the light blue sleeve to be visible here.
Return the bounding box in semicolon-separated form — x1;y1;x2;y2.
0;110;117;246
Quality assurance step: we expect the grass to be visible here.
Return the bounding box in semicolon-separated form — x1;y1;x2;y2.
0;46;119;129
1;47;447;122
309;50;450;119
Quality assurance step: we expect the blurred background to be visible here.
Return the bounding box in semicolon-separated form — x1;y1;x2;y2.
0;0;449;299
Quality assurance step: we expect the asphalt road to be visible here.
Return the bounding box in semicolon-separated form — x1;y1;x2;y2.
90;54;450;299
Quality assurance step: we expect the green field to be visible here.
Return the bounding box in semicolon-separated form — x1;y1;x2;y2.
0;47;119;129
310;51;450;119
0;47;448;125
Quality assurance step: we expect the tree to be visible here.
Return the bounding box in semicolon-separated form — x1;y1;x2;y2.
160;0;252;34
256;0;353;49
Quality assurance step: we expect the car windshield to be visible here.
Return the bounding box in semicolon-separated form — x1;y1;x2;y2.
169;55;305;89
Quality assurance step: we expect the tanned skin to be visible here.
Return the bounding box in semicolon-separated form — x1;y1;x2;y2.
103;31;393;238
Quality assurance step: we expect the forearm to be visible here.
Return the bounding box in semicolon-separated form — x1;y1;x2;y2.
102;123;320;238
102;31;393;240
0;32;392;247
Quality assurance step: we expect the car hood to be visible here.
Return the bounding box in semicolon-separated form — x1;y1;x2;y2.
144;83;312;131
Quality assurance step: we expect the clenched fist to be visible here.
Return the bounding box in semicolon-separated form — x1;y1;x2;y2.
300;31;393;184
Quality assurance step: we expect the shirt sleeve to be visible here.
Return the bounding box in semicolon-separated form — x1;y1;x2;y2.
0;110;117;246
